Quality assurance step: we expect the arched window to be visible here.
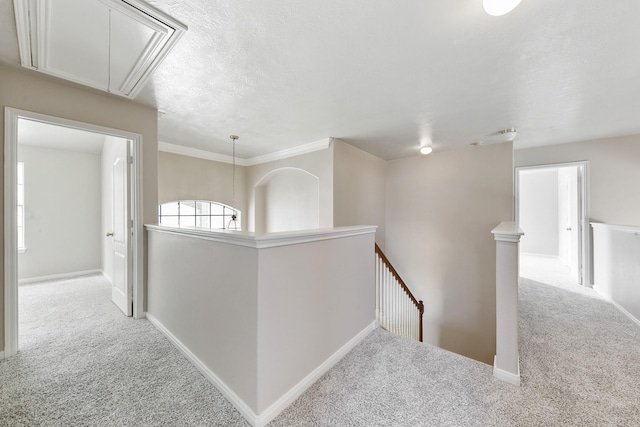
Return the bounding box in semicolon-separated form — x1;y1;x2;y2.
158;200;241;230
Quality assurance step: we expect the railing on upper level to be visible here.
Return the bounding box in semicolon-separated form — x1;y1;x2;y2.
375;244;424;342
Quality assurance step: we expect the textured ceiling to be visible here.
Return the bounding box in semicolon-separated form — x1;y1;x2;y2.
2;0;640;160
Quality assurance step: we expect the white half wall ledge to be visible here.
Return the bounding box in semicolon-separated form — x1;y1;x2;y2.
491;221;524;242
591;222;640;235
145;225;378;249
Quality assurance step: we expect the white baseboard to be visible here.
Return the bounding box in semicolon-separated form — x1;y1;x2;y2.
0;350;5;360
146;312;375;427
593;287;640;329
256;321;376;427
145;313;258;425
19;269;102;285
493;355;521;386
100;270;113;285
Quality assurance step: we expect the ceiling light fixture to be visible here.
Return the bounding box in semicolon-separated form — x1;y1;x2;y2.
499;128;518;141
483;0;522;16
420;146;433;155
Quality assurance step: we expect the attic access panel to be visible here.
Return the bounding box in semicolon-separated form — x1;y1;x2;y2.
13;0;186;99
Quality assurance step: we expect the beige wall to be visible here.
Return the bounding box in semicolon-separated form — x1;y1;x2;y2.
385;142;513;364
0;65;158;353
515;134;640;227
158;151;248;229
333;140;387;248
246;147;334;232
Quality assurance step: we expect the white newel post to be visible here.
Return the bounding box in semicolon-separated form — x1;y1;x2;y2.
491;221;524;386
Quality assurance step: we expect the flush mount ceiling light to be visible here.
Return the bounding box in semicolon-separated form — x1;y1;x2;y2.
13;0;187;99
499;128;518;141
483;0;522;16
420;146;433;155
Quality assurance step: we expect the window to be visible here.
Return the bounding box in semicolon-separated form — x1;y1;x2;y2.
17;162;25;252
158;200;241;231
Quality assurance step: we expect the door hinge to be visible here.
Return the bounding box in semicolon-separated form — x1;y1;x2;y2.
127;155;133;164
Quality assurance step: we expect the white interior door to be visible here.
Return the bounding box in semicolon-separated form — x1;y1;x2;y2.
110;142;132;316
567;167;582;284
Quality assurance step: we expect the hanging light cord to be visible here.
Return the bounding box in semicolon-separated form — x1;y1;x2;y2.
107;9;112;92
232;137;236;215
228;135;239;230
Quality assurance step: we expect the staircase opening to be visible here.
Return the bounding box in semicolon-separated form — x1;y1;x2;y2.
374;244;424;342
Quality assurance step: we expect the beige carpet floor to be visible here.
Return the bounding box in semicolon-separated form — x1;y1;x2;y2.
2;257;639;426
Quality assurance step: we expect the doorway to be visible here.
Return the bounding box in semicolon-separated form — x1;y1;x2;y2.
4;108;144;358
515;162;590;286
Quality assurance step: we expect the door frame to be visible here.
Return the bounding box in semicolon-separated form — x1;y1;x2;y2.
514;161;590;286
4;107;144;358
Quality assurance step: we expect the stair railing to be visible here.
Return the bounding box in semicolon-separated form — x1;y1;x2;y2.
375;244;424;342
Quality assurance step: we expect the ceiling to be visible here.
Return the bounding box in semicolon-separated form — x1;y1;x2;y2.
18;120;106;155
2;0;640;160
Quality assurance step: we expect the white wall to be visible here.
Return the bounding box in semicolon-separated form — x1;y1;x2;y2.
147;230;259;410
518;168;559;256
592;224;640;326
17;145;101;280
385;142;513;364
256;232;375;413
247;147;333;232
146;226;376;421
333;140;387;248
515;134;640;227
258;168;319;233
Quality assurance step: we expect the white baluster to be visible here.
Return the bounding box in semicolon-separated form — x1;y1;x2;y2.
394;278;398;334
406;294;410;338
384;269;390;331
376;256;380;323
401;290;405;338
391;276;395;334
405;290;408;338
405;293;408;338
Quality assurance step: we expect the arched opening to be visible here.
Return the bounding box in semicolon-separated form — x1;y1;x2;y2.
254;168;319;233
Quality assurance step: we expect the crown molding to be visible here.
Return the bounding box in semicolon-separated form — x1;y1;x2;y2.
158;138;332;166
243;138;332;166
158;141;249;166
